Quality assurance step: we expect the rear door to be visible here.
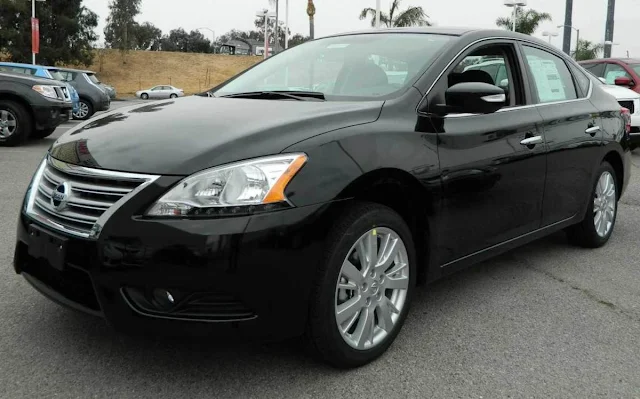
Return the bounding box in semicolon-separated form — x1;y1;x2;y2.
520;44;603;226
427;40;548;265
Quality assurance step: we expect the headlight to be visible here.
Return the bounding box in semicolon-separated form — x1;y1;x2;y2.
146;153;307;217
32;85;58;99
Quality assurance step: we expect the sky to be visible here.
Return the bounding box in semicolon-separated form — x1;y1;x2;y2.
82;0;640;57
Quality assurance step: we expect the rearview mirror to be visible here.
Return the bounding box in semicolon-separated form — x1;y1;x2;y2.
445;82;506;114
614;76;635;87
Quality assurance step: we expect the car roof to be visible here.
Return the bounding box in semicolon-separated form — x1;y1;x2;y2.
51;67;95;73
323;26;546;42
580;58;640;64
0;62;43;70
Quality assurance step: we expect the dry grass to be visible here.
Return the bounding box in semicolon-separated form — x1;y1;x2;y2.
64;49;261;96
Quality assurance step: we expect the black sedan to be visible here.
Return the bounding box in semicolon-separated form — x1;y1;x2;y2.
14;28;632;368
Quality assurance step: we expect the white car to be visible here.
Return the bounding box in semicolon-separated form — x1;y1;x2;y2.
136;85;184;100
591;75;640;149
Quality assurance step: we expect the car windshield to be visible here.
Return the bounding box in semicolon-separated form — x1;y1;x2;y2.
212;33;453;100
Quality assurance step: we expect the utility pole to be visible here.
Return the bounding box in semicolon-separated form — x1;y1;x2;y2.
562;0;573;55
274;0;279;53
285;0;289;49
604;0;616;58
376;0;381;28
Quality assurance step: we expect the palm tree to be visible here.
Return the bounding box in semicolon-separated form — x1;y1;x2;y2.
573;39;604;61
359;0;431;28
496;7;552;35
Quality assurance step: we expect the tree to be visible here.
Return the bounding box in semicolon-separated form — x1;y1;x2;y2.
359;0;430;28
573;39;604;61
159;28;211;53
288;34;311;48
496;7;551;35
133;22;162;51
0;0;98;66
104;0;142;62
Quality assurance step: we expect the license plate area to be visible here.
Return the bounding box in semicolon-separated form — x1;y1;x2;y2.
27;224;68;271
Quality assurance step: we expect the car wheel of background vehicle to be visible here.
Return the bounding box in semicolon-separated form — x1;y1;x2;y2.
141;93;149;100
0;100;32;147
170;94;178;99
73;100;93;120
305;202;416;369
30;128;56;139
566;161;618;248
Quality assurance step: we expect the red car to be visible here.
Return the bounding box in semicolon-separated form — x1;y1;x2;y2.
579;58;640;94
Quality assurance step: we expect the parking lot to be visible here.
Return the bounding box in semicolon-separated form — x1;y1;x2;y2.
1;105;639;397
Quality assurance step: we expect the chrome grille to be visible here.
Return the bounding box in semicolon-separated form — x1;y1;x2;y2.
26;156;160;238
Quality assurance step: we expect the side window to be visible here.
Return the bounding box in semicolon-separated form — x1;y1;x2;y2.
569;64;591;97
583;63;605;77
449;44;522;107
603;63;631;84
522;46;577;103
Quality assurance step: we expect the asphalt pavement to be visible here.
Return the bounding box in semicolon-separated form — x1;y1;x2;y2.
1;110;639;397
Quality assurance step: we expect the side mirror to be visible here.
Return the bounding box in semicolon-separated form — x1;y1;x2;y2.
445;82;506;114
614;76;635;87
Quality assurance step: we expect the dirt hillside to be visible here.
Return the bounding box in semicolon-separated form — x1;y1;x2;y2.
66;49;261;96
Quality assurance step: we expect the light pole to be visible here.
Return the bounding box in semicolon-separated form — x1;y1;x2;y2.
256;10;276;59
285;0;289;49
376;0;381;28
542;31;559;44
504;0;527;32
31;0;45;65
558;24;579;58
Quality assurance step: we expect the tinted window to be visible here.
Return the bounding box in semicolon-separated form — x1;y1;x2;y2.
214;33;453;100
0;66;33;75
630;64;640;76
523;46;577;103
603;63;631;84
582;62;605;76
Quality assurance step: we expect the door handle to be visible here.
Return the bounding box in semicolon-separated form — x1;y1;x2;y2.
520;136;543;146
585;126;601;134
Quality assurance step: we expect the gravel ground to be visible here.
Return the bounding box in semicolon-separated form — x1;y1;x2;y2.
1;113;639;398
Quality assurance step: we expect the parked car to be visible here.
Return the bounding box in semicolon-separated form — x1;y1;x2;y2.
136;85;184;99
14;28;631;368
0;71;72;145
0;62;79;115
579;58;640;94
49;67;110;120
585;70;640;149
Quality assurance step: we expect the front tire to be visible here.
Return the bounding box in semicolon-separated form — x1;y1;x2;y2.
566;161;618;248
0;100;32;147
141;93;149;100
306;202;416;368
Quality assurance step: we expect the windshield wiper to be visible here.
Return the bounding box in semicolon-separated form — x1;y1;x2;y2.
219;91;326;101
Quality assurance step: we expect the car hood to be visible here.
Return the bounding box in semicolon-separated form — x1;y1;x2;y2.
601;84;640;100
49;96;383;175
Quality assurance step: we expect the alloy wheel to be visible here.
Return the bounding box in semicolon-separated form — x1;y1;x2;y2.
74;102;89;119
334;227;410;350
593;171;616;238
0;109;18;138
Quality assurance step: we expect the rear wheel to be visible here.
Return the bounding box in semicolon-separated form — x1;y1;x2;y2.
170;93;178;99
73;99;93;120
306;202;416;368
31;128;56;139
566;161;618;248
0;100;32;147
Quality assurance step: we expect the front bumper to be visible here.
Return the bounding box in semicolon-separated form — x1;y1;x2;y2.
97;98;111;112
14;199;334;340
32;103;72;130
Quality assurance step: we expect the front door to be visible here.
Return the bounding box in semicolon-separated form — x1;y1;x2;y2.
520;44;604;226
424;40;547;265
